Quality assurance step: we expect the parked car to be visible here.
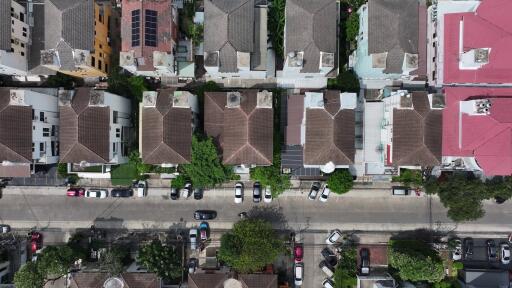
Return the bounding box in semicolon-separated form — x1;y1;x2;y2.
193;210;217;220
392;186;410;196
319;260;334;278
321;247;338;267
308;182;321;200
170;188;178;200
199;222;209;241
182;182;192;199
189;229;198;250
253;182;261;203
136;180;147;197
194;188;203;200
319;185;331;202
264;187;272;203
501;243;511;264
66;187;85;197
463;237;474;258
0;224;10;234
360;248;370;275
452;238;462;261
234;182;243;204
85;189;108;198
325;229;342;245
294;262;304;286
322;278;335;288
294;244;303;262
495;196;507;204
111;188;133;198
487;239;498;261
188;258;197;274
30;231;43;253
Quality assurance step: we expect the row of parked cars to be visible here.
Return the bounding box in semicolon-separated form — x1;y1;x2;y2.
66;181;148;198
234;182;272;203
452;237;511;264
308;182;331;202
170;182;205;200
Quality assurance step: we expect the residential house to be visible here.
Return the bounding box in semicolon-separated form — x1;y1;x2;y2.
140;89;198;165
353;0;427;87
0;88;60;178
189;271;278;288
427;0;512;86
204;90;273;172
59;88;132;176
458;269;510;288
120;0;182;79
0;0;29;76
44;272;162;288
282;90;356;178
279;0;337;88
38;0;114;78
203;0;270;80
0;238;27;284
442;87;512;176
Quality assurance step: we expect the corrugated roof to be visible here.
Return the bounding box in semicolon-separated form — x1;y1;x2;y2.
0;0;11;51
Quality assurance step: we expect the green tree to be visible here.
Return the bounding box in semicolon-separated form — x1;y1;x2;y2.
268;0;286;57
392;169;423;188
188;23;203;46
486;176;512;201
171;174;187;189
100;246;129;276
333;269;357;288
388;240;444;283
181;135;232;188
250;164;291;197
434;279;461;288
138;240;182;280
37;246;75;279
218;219;284;273
327;169;354;194
14;262;44;288
345;12;359;43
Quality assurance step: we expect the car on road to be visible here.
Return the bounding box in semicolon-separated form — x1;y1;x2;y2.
319;185;331;202
0;224;10;234
308;182;321;200
189;229;198;250
194;188;203;200
111;188;133;198
136;180;147;197
182;182;192;199
501;243;510;264
325;229;342;245
67;187;85;197
322;278;335;288
463;237;474;258
253;182;261;203
30;231;43;253
194;210;217;220
487;239;498;261
360;248;370;275
188;258;197;274
294;262;304;286
392;186;411;196
264;187;272;203
319;260;334;278
451;238;462;261
199;222;209;241
170;188;178;200
495;196;507;204
294;244;303;262
321;247;338;267
234;182;243;204
85;189;108;198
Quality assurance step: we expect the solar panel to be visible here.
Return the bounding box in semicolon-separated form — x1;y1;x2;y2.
132;9;140;47
145;9;157;47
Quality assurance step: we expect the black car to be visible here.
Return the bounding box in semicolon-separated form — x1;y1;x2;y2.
487;239;498;261
170;188;178;200
194;188;203;200
253;182;261;203
464;237;474;258
193;210;217;220
321;247;338;267
308;182;321;200
360;248;370;275
111;188;133;198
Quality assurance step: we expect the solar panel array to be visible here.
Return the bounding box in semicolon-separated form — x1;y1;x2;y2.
131;9;140;47
145;10;157;47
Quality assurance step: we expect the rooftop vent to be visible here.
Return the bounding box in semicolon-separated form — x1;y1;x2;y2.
58;90;74;106
399;91;413;108
320;52;334;68
173;91;192;108
89;90;104;106
204;51;219;67
256;90;272;108
73;49;89;67
119;51;136;66
474;99;491;114
41;49;58;66
142;91;158;107
287;51;304;68
226;92;241;108
474;48;489;63
9;90;25;106
405;53;418;69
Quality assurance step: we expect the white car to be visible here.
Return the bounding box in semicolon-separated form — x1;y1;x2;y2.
263;187;272;203
0;224;10;234
189;229;198;250
501;243;510;264
136;180;147;197
452;239;462;261
294;262;303;286
234;182;243;204
325;229;342;245
182;182;192;199
85;189;108;198
319;185;331;202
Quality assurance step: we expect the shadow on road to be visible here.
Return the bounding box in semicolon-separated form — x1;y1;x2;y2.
247;206;289;230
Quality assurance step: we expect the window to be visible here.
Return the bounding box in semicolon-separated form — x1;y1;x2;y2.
99;44;102;49
32;143;34;152
22;27;26;32
131;9;140;47
113;111;118;124
98;60;102;70
112;142;116;153
51;141;56;156
21;51;24;56
99;13;103;23
39;143;44;152
105;63;109;73
91;56;95;67
43;127;50;137
10;39;13;44
39;111;44;121
116;128;120;138
20;13;24;22
51;125;56;136
32;109;34;120
21;43;24;48
145;10;157;47
22;32;26;37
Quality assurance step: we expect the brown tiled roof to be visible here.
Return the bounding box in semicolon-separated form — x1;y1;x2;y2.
240;274;278;288
204;90;273;165
304;93;355;165
286;94;304;145
142;89;192;164
59;88;110;164
68;272;160;288
0;88;32;164
188;273;228;288
0;164;31;177
393;92;442;166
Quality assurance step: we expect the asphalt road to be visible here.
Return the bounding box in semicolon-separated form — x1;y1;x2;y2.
0;189;511;234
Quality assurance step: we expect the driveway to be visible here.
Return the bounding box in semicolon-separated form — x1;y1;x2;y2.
462;237;512;270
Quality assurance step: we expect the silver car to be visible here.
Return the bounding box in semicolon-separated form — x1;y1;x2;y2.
85;189;108;198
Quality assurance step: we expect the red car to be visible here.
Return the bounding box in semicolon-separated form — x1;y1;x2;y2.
294;244;303;262
67;187;85;197
30;232;43;253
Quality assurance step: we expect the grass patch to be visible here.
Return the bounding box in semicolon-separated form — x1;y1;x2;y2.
81;166;103;173
111;163;138;186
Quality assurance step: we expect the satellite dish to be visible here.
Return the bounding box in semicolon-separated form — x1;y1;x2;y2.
103;277;124;288
321;161;335;174
79;161;89;168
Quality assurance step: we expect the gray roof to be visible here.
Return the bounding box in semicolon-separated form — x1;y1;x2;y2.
368;0;419;74
460;270;509;288
204;0;255;73
28;3;56;75
285;0;336;73
0;0;11;51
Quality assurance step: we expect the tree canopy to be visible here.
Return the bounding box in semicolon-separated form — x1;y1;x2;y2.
100;246;129;276
392;169;423;188
218;219;284;273
268;0;286;57
345;12;360;43
388;240;444;283
37;245;75;279
138;240;182;280
14;262;44;288
327;169;354;194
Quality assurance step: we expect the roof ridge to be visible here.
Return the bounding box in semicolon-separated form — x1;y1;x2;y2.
0;142;31;163
331;142;353;164
473;124;512;152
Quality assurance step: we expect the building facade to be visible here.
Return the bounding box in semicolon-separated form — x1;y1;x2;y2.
0;0;29;76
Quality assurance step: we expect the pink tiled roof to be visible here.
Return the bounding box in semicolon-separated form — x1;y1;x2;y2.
443;87;512;175
443;0;512;84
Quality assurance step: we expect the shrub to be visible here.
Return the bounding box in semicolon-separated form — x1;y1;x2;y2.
327;169;353;194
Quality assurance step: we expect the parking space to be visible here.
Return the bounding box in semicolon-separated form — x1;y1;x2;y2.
460;237;511;270
357;244;388;267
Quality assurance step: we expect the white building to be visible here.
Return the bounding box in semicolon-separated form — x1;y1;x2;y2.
0;0;29;76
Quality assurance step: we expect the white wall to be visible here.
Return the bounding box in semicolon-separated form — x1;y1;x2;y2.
0;50;26;75
0;0;28;76
102;92;132;164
